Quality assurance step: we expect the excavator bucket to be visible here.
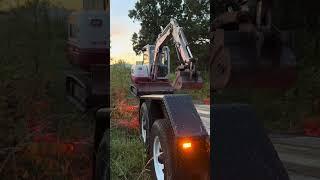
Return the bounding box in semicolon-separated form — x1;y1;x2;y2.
211;30;297;90
172;70;204;90
130;81;174;97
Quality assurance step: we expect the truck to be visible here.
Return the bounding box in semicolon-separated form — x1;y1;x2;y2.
130;0;296;179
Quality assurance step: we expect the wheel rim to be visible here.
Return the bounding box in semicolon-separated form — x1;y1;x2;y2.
153;136;164;180
141;112;147;143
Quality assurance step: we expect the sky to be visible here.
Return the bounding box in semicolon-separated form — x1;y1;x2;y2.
110;0;142;64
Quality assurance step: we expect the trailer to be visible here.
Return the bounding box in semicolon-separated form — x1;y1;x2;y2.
129;18;209;179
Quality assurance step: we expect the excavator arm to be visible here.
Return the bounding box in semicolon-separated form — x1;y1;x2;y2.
151;19;203;90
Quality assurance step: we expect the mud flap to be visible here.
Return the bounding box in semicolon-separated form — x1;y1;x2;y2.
211;104;289;180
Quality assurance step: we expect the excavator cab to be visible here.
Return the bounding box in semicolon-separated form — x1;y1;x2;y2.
130;45;174;96
143;45;170;79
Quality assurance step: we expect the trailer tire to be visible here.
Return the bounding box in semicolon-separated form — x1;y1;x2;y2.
150;119;177;180
140;102;150;147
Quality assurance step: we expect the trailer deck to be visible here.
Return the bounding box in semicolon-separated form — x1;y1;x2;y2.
195;104;210;135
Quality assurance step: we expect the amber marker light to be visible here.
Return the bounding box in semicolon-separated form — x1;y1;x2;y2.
182;141;192;150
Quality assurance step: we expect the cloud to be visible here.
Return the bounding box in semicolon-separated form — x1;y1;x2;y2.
111;22;130;38
110;0;141;64
111;52;142;65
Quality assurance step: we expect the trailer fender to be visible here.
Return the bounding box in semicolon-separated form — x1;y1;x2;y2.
140;94;208;138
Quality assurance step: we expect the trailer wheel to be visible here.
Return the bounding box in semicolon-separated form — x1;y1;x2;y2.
150;119;177;180
140;103;149;146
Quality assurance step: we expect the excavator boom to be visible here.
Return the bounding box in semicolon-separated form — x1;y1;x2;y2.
151;19;203;90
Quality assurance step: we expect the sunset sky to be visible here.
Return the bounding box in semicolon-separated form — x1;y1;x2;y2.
110;0;142;64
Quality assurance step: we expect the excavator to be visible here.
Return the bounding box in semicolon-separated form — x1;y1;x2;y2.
130;19;204;97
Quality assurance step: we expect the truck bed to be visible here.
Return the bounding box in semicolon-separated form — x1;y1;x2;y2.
195;104;210;135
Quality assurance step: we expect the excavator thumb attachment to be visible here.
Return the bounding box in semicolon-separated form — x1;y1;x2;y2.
172;70;203;90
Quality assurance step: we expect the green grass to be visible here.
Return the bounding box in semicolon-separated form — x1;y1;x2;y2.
110;60;150;179
110;127;151;180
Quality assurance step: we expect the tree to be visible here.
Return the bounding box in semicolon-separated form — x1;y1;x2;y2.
128;0;210;71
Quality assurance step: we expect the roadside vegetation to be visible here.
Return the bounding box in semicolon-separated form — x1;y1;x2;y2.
0;1;94;179
110;60;150;179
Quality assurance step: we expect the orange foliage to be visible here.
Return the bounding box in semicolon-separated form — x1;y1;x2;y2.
303;116;320;136
203;98;210;105
113;91;139;130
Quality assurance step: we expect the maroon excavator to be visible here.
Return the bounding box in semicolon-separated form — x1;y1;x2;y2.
130;19;204;97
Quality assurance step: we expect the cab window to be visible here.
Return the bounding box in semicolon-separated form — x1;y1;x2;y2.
143;52;149;65
160;52;168;65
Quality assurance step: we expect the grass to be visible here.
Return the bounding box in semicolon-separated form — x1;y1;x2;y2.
110;60;150;179
110;127;151;180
